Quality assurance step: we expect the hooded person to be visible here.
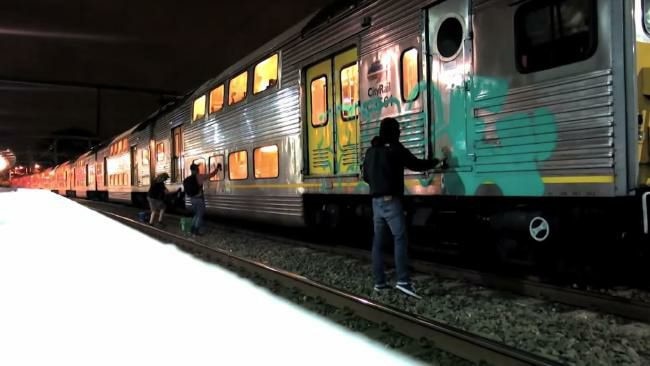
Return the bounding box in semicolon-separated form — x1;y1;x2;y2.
183;161;222;236
147;172;170;227
362;117;442;299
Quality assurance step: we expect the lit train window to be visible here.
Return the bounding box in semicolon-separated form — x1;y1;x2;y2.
340;64;358;120
515;0;597;73
401;48;419;102
209;155;224;182
253;54;279;95
193;95;206;122
228;150;248;180
209;85;224;114
88;164;95;186
142;149;150;166
254;145;279;179
192;159;207;175
229;71;248;105
156;143;165;162
310;76;328;127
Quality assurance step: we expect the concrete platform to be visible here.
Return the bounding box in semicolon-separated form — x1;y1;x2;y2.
0;189;421;365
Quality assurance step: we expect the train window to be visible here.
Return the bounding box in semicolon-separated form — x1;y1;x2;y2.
193;95;206;122
209;85;225;114
253;54;279;95
340;64;358;121
228;150;248;180
229;71;248;105
208;155;224;182
192;159;207;175
253;145;279;179
142;149;149;166
310;76;328;127
641;0;650;34
515;0;597;73
88;164;95;186
437;18;463;59
401;48;419;102
156;142;165;162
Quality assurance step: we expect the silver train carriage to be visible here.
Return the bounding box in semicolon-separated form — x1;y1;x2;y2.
13;0;650;270
181;0;650;254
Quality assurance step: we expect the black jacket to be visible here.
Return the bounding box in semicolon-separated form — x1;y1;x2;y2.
148;182;166;200
362;137;438;197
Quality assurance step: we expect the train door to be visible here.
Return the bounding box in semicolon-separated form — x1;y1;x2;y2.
306;59;334;176
149;140;156;181
305;47;359;176
103;157;108;187
171;126;183;182
334;48;360;174
427;2;473;170
130;145;138;186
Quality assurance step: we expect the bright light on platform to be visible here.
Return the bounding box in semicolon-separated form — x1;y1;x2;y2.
0;189;421;366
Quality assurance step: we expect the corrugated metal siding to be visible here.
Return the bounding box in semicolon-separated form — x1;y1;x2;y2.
202;195;304;226
109;192;131;202
474;70;615;175
359;0;422;55
184;88;301;155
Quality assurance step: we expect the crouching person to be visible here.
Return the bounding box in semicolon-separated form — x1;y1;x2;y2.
147;173;169;228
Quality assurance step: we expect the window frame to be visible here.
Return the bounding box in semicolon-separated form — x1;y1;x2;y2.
400;47;421;103
156;142;165;162
228;70;249;106
514;0;598;74
339;62;359;122
208;155;225;182
228;150;249;181
253;145;280;180
253;53;280;96
142;148;150;167
191;158;207;176
310;74;329;128
641;0;650;36
192;95;207;123
209;84;225;115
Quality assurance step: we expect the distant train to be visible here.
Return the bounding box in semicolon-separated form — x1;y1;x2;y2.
13;0;650;278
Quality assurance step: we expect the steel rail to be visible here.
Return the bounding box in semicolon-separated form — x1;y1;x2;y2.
80;199;650;324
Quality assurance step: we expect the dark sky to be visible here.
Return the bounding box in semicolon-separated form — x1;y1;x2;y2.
0;0;333;163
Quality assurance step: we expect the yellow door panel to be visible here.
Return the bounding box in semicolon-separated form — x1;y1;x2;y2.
306;59;334;176
334;47;360;174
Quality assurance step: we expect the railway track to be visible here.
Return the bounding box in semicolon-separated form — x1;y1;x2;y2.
96;207;560;366
79;199;650;325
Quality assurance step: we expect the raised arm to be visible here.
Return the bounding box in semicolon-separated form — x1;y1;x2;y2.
399;144;439;172
206;163;223;179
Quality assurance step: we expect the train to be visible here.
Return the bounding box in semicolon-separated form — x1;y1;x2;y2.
12;0;650;281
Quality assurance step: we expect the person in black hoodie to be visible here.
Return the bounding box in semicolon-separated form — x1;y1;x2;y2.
147;172;170;227
363;117;442;299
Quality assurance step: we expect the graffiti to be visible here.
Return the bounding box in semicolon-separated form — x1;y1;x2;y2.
315;75;558;197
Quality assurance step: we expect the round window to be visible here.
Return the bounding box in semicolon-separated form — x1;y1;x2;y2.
437;17;464;59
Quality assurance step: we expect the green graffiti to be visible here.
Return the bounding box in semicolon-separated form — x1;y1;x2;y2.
354;76;557;197
433;76;557;196
309;75;558;197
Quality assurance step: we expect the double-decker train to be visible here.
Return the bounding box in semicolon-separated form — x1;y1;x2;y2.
13;0;650;279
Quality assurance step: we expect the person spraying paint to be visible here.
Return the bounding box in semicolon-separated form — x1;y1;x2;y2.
362;117;445;299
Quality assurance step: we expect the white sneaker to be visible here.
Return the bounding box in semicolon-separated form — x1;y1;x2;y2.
395;283;422;299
